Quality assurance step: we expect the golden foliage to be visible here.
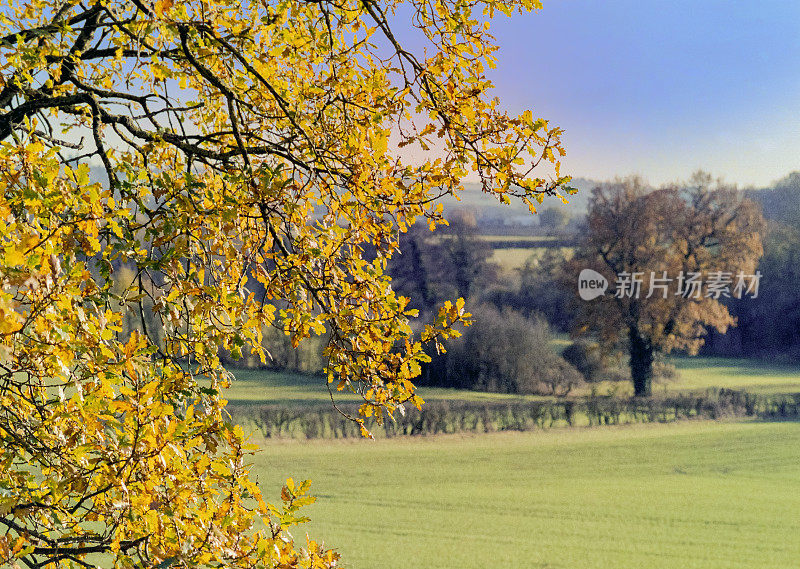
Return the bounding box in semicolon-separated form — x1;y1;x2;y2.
0;0;568;566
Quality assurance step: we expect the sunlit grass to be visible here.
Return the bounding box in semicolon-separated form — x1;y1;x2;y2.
253;421;800;569
664;356;800;394
221;368;545;408
232;358;800;567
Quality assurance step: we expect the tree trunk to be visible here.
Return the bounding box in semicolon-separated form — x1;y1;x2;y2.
629;327;654;396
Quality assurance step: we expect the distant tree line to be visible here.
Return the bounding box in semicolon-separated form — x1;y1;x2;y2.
214;172;800;396
702;173;800;360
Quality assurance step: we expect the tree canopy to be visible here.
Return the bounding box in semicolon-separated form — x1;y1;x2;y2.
0;0;570;566
571;174;764;396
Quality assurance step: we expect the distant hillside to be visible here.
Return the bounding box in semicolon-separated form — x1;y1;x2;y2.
747;172;800;228
92;161;800;230
440;177;598;226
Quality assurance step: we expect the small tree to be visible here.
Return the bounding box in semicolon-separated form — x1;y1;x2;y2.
388;224;438;312
539;206;570;232
517;249;573;329
571;174;764;396
437;213;498;301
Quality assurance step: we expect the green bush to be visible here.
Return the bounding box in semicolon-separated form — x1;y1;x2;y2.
441;305;582;396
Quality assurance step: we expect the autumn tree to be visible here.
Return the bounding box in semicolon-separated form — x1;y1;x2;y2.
0;0;571;567
570;174;764;396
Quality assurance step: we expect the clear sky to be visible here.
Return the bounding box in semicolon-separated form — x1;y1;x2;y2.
483;0;800;187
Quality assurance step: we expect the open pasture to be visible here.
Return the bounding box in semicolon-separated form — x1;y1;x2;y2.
666;357;800;394
581;357;800;398
253;421;800;569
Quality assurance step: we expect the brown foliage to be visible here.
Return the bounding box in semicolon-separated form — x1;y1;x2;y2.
569;173;764;395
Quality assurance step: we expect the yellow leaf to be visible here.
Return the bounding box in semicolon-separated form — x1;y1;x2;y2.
4;245;24;267
154;0;173;16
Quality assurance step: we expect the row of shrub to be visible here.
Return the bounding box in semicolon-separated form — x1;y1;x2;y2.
229;388;800;439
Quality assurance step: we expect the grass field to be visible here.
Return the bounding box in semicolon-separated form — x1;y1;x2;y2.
223;356;800;408
580;357;800;398
664;357;800;394
253;421;800;569
221;368;537;408
227;359;800;567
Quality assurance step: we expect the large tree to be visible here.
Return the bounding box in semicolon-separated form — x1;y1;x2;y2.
0;0;570;567
571;174;764;396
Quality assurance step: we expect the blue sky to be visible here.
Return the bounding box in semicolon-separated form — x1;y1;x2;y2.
483;0;800;187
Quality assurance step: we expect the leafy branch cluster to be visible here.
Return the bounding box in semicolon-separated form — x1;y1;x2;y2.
0;0;569;567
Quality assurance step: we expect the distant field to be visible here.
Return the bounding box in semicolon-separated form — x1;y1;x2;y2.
489;245;575;273
477;235;559;242
489;247;539;272
254;421;800;569
223;356;800;407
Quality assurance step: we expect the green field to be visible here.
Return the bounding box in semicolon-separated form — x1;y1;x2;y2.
223;356;800;408
253;421;800;569
221;369;538;407
227;359;800;567
662;357;800;394
582;357;800;398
